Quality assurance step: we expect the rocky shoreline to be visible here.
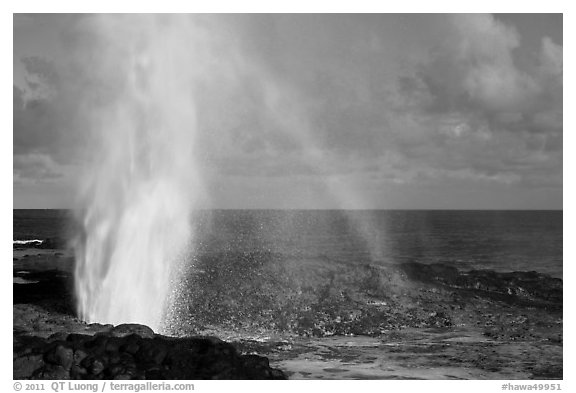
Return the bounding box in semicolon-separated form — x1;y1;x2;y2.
14;245;562;380
14;321;286;380
13;248;286;380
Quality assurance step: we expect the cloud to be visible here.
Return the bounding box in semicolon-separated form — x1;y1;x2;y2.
392;14;562;188
539;37;563;77
13;19;100;169
13;84;62;157
400;14;561;130
13;152;67;184
13;14;562;208
209;14;561;187
21;56;60;94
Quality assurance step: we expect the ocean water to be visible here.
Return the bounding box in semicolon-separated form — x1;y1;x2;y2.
13;209;71;241
14;209;562;276
13;209;562;336
191;210;562;277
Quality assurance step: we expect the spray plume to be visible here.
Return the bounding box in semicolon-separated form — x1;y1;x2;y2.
72;14;390;333
73;15;207;332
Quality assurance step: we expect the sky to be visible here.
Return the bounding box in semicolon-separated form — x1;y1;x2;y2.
13;14;563;209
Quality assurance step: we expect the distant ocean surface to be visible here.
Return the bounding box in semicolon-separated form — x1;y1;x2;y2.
13;209;562;277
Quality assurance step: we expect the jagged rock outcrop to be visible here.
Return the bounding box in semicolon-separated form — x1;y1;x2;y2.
14;324;286;380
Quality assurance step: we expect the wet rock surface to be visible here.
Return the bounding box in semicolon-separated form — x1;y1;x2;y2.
14;323;286;380
399;263;562;306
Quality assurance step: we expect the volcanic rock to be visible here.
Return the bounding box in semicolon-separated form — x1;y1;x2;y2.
13;354;44;379
13;327;287;380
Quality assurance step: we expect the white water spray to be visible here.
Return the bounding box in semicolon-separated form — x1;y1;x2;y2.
71;14;393;334
73;15;207;332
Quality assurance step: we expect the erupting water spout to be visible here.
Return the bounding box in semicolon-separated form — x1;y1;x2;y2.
73;15;205;332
